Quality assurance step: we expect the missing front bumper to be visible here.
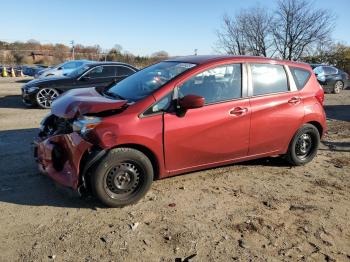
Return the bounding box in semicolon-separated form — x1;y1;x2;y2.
34;132;93;190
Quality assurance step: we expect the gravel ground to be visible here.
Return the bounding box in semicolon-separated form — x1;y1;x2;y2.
0;77;349;262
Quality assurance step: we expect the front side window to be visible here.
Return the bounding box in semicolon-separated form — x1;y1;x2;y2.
107;62;196;102
251;64;288;96
88;66;116;78
178;64;242;104
290;67;311;90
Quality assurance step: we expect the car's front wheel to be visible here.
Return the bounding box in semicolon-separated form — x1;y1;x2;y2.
285;124;320;166
36;88;59;109
91;148;154;207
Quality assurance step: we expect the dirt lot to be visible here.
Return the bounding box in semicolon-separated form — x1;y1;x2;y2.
0;77;349;262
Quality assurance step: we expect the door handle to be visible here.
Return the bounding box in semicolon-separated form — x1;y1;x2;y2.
288;97;301;104
229;107;248;116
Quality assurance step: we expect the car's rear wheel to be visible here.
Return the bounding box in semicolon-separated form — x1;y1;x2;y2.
91;148;153;207
36;88;59;109
285;124;320;166
333;80;343;94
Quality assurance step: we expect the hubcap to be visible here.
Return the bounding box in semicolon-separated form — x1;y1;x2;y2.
296;133;312;159
334;81;343;93
105;162;141;198
37;88;59;108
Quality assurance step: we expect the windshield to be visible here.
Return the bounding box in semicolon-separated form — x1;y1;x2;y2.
107;61;196;101
67;65;90;78
313;66;324;75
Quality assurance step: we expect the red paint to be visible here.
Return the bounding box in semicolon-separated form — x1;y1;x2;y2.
51;87;127;119
36;132;93;189
36;55;327;190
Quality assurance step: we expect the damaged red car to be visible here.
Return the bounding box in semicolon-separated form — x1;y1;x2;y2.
35;55;326;207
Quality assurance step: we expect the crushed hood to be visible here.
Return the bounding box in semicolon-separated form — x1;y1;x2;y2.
51;87;128;119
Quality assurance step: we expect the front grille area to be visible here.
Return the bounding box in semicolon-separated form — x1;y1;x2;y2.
39;114;73;137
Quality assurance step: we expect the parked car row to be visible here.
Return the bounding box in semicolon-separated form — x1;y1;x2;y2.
22;65;50;76
34;55;327;207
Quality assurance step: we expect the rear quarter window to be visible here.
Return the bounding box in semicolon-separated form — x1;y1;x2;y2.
290;67;311;90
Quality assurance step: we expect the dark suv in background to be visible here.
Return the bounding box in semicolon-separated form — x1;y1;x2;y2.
22;62;138;108
311;64;349;94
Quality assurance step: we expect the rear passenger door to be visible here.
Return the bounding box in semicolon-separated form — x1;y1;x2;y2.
248;63;304;156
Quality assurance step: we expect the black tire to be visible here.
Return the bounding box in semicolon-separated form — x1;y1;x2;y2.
285;124;320;166
333;80;343;94
91;147;153;207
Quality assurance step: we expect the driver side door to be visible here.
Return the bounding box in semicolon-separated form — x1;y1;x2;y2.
163;63;251;174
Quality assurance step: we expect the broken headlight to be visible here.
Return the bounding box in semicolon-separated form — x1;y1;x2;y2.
73;116;101;135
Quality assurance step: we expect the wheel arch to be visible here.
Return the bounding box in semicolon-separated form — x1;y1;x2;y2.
113;143;161;180
307;121;323;137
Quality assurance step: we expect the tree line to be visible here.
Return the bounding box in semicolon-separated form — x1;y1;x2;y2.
216;0;350;73
0;40;169;68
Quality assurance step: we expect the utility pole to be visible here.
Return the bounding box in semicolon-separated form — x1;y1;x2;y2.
194;49;198;56
70;40;75;60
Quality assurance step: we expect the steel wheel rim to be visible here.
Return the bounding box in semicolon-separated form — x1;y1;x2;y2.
37;88;59;108
334;81;343;93
295;133;313;160
104;162;143;200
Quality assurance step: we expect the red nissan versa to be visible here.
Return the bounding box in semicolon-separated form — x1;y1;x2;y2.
34;55;326;207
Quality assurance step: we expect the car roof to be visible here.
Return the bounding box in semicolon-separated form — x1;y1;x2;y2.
86;61;137;69
311;64;337;69
165;55;310;68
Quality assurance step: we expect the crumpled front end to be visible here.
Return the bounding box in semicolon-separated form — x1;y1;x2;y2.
34;115;93;190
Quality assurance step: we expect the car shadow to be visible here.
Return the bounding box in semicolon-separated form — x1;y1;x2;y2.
324;105;350;122
0;95;28;109
0;128;101;209
238;156;292;167
321;141;350;152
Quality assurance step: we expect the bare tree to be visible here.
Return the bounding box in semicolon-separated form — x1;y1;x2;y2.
216;14;248;55
151;51;169;59
216;7;273;56
239;7;274;57
272;0;335;60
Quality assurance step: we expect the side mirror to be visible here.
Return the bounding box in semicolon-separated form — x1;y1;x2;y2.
178;95;205;110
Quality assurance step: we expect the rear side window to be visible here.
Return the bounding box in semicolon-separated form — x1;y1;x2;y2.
290;67;311;90
88;66;116;78
117;66;135;77
251;64;288;96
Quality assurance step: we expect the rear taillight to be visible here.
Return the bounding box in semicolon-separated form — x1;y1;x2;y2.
315;86;324;105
